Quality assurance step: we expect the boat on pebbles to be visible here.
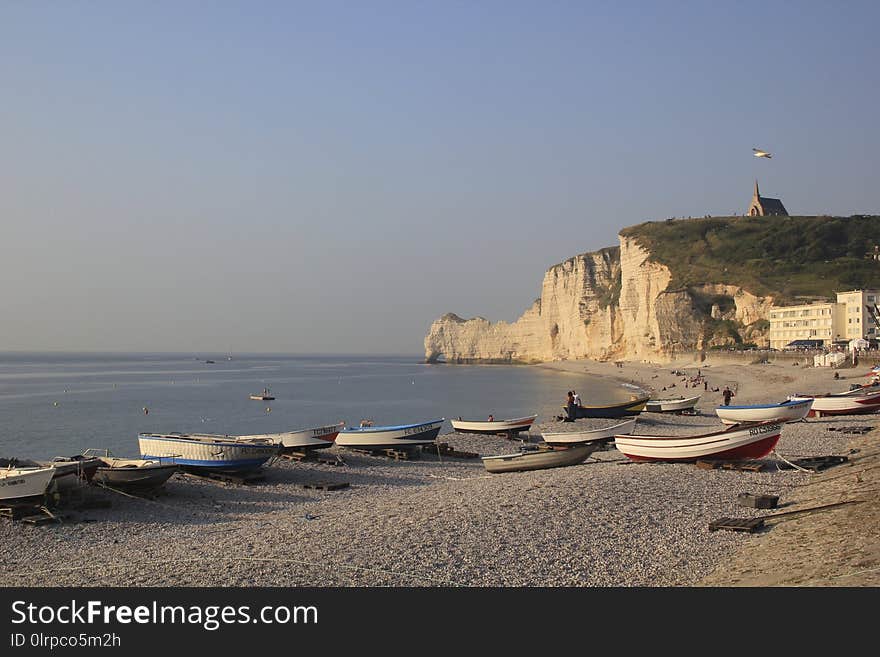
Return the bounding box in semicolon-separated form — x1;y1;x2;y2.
450;415;537;436
335;419;445;451
240;422;345;452
715;398;813;425
644;395;701;413
787;390;880;417
541;418;637;446
614;421;783;463
0;466;56;503
482;443;599;474
566;396;649;419
137;432;281;473
82;449;179;491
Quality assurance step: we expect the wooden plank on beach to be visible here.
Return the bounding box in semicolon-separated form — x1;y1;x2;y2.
708;517;765;533
0;505;44;521
301;481;350;491
778;455;848;472
696;459;769;472
183;470;266;485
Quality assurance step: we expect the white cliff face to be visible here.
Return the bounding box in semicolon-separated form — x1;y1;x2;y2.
424;236;773;363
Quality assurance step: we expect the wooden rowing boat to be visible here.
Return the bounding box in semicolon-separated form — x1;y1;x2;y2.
482;443;599;474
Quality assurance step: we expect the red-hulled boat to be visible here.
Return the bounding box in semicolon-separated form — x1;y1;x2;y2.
613;421;782;463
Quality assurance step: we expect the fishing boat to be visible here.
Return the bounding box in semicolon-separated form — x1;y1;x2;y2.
0;466;55;502
450;415;537;436
239;422;345;452
137;432;281;472
787;390;880;417
614;421;783;463
249;387;275;401
82;449;179;491
566;396;649;419
715;398;813;425
644;395;701;413
482;443;599;474
0;456;101;493
541;418;637;446
335;419;445;450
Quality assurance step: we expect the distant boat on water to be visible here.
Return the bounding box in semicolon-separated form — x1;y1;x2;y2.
250;387;275;401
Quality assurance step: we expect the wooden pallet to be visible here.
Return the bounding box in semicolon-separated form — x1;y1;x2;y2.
422;443;480;459
281;451;345;466
0;504;44;521
21;511;61;526
708;517;765;533
827;426;873;434
301;481;350;491
370;448;420;461
696;459;769;472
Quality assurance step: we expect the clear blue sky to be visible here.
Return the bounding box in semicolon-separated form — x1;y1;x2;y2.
2;1;878;354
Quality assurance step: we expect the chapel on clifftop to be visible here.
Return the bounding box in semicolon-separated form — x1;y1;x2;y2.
748;180;788;216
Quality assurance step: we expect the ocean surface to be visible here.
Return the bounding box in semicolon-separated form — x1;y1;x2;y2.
0;353;632;459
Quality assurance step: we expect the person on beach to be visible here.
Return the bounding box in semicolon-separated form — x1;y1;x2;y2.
487;414;494;422
722;386;734;406
566;391;576;422
572;390;581;407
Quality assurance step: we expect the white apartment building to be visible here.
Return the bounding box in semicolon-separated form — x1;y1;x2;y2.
768;289;880;350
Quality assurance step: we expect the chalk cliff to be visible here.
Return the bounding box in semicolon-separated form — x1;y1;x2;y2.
424;234;773;363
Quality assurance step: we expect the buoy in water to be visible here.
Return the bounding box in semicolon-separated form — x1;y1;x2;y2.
143;407;149;415
53;401;58;407
266;406;271;413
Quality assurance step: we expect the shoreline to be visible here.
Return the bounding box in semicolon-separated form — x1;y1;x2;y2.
2;356;877;587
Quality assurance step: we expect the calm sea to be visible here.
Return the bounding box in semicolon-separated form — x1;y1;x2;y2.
0;353;629;459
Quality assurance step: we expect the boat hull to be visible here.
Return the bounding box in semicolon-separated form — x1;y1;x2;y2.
614;422;782;462
240;423;344;451
0;467;55;502
138;433;280;472
566;398;648;419
542;418;637;446
645;395;701;413
789;391;880;417
482;443;598;474
716;399;813;425
93;461;179;490
450;415;537;435
335;420;444;450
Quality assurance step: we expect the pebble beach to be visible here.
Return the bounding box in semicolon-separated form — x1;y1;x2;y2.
2;355;877;587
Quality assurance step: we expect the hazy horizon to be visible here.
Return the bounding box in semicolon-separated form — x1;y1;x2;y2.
3;1;879;354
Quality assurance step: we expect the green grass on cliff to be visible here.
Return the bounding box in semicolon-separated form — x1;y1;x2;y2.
620;215;880;301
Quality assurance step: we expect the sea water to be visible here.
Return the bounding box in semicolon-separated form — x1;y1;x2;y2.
0;353;631;459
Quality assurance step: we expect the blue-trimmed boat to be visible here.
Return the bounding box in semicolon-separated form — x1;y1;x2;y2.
137;432;281;473
335;419;445;451
716;398;813;425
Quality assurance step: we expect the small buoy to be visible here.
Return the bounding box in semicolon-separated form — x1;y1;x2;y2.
143;407;149;415
266;406;271;413
53;401;58;407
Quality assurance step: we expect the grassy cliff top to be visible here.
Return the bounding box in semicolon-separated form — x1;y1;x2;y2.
619;215;880;301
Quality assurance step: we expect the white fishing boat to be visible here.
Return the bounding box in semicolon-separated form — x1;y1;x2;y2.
450;415;537;436
482;443;599;474
335;419;445;450
644;395;701;413
715;398;813;425
541;418;637;446
239;422;344;452
137;432;281;472
0;466;56;502
614;421;783;462
788;389;880;417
